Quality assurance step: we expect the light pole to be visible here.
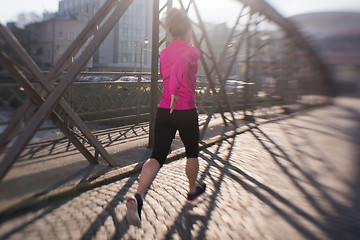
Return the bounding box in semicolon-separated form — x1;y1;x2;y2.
134;41;138;72
140;38;149;79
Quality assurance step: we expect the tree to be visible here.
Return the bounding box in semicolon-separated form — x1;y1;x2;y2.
15;12;41;29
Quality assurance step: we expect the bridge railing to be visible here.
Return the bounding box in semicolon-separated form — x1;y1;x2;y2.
0;69;328;139
0;0;332;182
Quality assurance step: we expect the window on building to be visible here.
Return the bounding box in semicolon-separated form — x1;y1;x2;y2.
36;47;43;56
120;40;127;49
129;4;135;13
137;17;142;25
58;31;64;40
56;45;60;55
136;3;142;13
119;52;131;63
69;32;75;41
122;28;128;37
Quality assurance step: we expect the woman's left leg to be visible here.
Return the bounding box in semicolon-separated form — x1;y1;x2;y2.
137;158;160;197
185;157;199;193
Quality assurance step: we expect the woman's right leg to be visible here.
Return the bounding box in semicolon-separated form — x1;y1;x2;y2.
177;109;205;201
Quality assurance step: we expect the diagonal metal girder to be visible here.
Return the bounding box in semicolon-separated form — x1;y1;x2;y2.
205;6;253;124
0;0;125;146
0;50;97;164
0;0;135;182
177;0;243;139
0;26;97;160
0;0;130;153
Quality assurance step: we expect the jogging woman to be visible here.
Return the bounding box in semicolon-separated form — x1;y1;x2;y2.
126;8;206;227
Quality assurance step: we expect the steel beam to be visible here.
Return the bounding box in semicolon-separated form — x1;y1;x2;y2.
148;0;161;148
0;51;97;164
177;0;243;139
237;0;333;96
0;0;134;181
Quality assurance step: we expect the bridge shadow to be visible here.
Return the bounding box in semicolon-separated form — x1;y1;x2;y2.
163;100;360;239
1;100;359;239
0;168;140;240
165;138;328;239
164;138;234;239
293;102;360;239
17;122;149;164
245;102;360;239
0;123;149;205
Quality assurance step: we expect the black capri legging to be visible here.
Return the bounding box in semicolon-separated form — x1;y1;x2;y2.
151;108;199;167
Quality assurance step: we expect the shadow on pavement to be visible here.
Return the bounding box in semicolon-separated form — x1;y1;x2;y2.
18;123;149;162
248;101;360;239
1;99;359;239
165;138;235;239
163;99;360;239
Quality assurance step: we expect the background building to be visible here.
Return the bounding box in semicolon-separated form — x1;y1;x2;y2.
58;0;153;72
27;13;88;70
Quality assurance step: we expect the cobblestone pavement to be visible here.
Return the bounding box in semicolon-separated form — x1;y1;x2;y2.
0;98;359;240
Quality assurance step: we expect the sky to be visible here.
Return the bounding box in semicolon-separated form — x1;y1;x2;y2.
0;0;360;25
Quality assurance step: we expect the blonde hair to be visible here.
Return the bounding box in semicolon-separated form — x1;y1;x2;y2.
165;8;191;39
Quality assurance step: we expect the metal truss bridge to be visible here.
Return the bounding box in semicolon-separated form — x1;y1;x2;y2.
0;0;333;182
